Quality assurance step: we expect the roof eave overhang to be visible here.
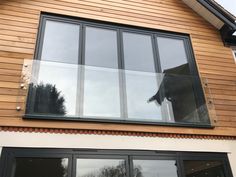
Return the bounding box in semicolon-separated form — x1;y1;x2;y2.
197;0;236;30
197;0;236;46
183;0;236;46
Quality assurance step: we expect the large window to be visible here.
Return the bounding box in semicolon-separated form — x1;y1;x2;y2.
24;14;210;126
0;148;233;177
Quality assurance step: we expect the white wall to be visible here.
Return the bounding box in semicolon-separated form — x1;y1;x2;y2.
0;131;235;176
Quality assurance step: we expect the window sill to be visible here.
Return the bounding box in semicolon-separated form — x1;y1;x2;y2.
23;114;214;129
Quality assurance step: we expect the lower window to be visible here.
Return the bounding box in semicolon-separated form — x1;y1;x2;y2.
0;148;233;177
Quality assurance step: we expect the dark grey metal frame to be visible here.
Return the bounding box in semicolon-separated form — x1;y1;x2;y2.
25;12;211;127
0;148;233;177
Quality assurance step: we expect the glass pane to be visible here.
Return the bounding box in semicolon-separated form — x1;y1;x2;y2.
156;37;200;123
83;66;121;118
11;157;68;177
76;158;126;177
28;61;78;116
133;159;178;177
157;75;201;123
41;20;80;64
156;37;190;75
183;160;226;177
125;70;163;121
123;32;156;72
85;26;118;68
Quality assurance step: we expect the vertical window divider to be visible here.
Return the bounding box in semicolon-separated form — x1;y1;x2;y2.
75;23;85;118
71;154;77;177
151;34;162;73
128;155;133;177
35;14;46;61
75;23;84;117
67;154;74;177
118;29;128;120
153;34;169;123
176;152;186;177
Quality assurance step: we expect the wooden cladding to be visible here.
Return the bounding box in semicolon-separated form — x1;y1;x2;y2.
0;0;236;137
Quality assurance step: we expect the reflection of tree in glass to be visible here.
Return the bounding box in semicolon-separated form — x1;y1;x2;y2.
61;158;69;177
133;165;143;177
31;83;66;115
80;162;143;177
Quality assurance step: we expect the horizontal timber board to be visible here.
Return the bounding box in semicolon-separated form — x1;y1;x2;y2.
1;1;216;29
0;117;236;136
1;0;222;38
0;88;21;96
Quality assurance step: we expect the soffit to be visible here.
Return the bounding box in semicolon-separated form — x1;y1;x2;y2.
182;0;224;29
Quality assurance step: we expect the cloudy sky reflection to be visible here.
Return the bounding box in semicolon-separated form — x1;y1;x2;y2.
76;159;125;177
133;160;178;177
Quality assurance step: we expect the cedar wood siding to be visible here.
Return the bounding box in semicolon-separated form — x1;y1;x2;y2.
0;0;236;137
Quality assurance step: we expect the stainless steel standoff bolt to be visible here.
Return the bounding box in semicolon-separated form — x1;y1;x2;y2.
20;83;25;88
16;106;21;111
24;64;28;67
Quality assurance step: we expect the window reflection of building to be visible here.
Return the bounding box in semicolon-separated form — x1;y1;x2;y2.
184;160;226;177
148;63;200;123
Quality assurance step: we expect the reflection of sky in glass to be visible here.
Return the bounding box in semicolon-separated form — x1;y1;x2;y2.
125;70;163;120
157;37;188;73
61;158;69;169
85;27;118;68
35;61;78;116
123;32;156;72
133;160;178;177
76;159;125;177
83;66;121;118
61;158;69;177
41;21;80;64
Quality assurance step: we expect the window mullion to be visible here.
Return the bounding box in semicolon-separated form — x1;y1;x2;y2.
128;155;133;177
76;24;85;117
118;29;128;120
153;34;170;122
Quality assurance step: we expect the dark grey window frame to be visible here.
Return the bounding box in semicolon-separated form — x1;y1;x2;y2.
24;12;211;128
0;148;233;177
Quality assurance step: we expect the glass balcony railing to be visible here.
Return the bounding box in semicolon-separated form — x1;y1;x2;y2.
18;59;217;127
